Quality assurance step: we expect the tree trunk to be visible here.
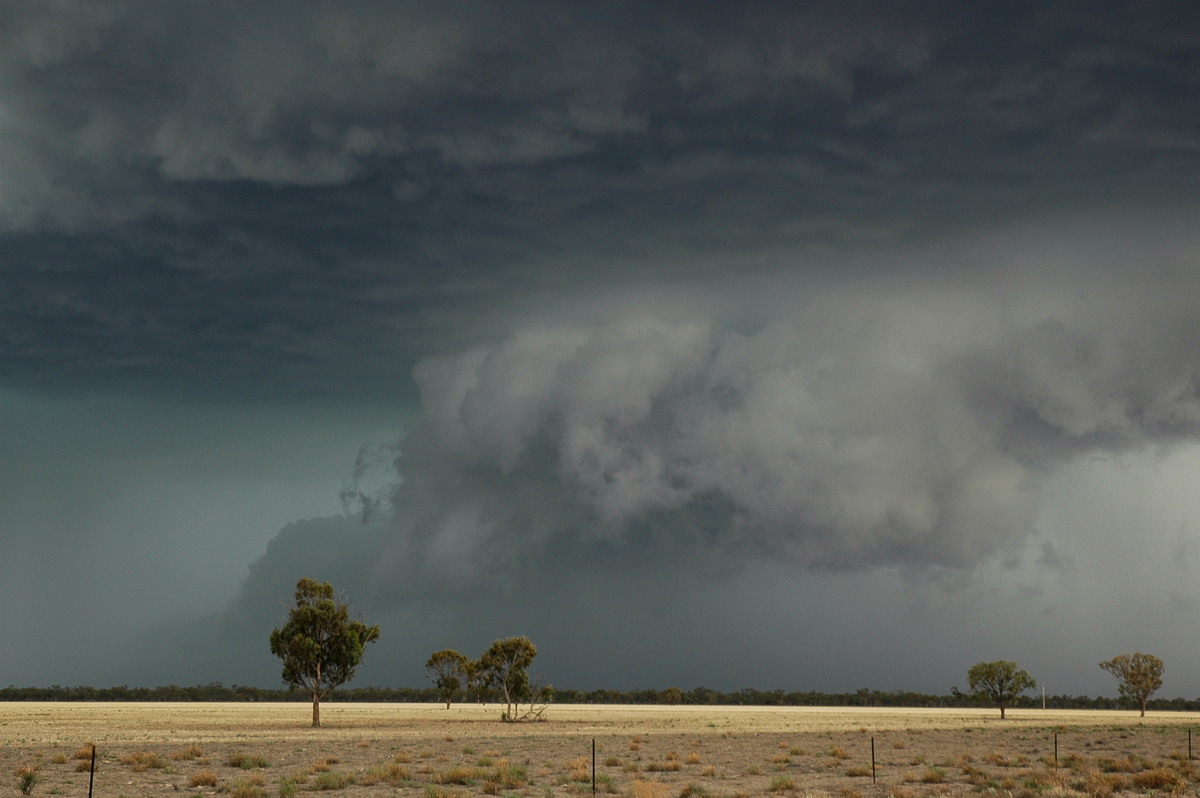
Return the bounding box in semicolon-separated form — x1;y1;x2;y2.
312;691;321;727
1000;704;1006;720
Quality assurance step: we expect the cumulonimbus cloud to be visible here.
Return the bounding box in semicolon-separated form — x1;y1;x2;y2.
352;269;1200;597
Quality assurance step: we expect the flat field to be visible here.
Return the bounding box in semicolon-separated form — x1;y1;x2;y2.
3;702;1200;797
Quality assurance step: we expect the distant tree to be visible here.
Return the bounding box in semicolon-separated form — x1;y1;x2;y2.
462;658;485;703
268;578;380;727
478;636;538;721
968;660;1036;719
426;649;469;709
1099;652;1164;717
660;686;682;706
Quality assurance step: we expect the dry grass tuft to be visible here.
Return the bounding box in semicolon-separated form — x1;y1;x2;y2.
1132;767;1186;791
432;765;485;785
567;756;590;782
119;751;166;771
173;744;204;761
629;780;669;798
188;769;219;787
228;782;265;798
359;762;411;786
311;770;353;790
768;774;795;791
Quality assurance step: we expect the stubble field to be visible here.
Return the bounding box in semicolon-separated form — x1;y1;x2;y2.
3;702;1200;797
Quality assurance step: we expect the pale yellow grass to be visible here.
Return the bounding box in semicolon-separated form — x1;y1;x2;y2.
4;703;1200;797
4;702;1195;747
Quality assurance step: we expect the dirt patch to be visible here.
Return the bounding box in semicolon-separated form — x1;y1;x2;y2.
2;703;1199;796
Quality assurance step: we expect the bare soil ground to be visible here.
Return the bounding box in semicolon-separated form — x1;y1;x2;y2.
3;703;1200;797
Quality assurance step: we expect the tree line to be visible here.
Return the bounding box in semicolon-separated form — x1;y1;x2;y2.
6;580;1175;723
3;682;1192;710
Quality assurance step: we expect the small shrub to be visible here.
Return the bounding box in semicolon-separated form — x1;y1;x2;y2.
830;746;850;760
605;756;621;767
119;751;166;771
678;785;710;797
700;765;717;777
229;782;266;798
312;771;353;791
919;768;946;784
768;774;795;791
489;759;526;789
595;774;618;794
1097;756;1139;773
423;787;469;798
74;746;95;761
189;770;219;787
844;766;872;777
17;765;38;796
1082;770;1127;797
227;754;269;770
1132;768;1185;790
567;757;590;782
360;762;411;786
51;754;67;765
173;745;204;761
278;777;297;798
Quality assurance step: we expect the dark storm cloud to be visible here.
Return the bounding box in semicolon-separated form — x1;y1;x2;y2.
4;1;1200;399
227;259;1200;599
7;2;1200;691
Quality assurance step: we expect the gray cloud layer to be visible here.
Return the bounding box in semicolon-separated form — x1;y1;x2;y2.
5;2;1200;693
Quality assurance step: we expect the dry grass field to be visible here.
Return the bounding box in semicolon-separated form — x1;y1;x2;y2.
4;703;1200;797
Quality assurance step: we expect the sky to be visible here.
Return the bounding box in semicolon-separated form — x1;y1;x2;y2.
3;1;1200;699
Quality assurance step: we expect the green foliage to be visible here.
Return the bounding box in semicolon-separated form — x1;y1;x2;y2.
227;754;270;769
312;771;353;790
768;774;794;791
967;660;1037;719
426;649;470;709
268;578;380;727
478;636;538;721
1099;652;1164;717
17;765;37;795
